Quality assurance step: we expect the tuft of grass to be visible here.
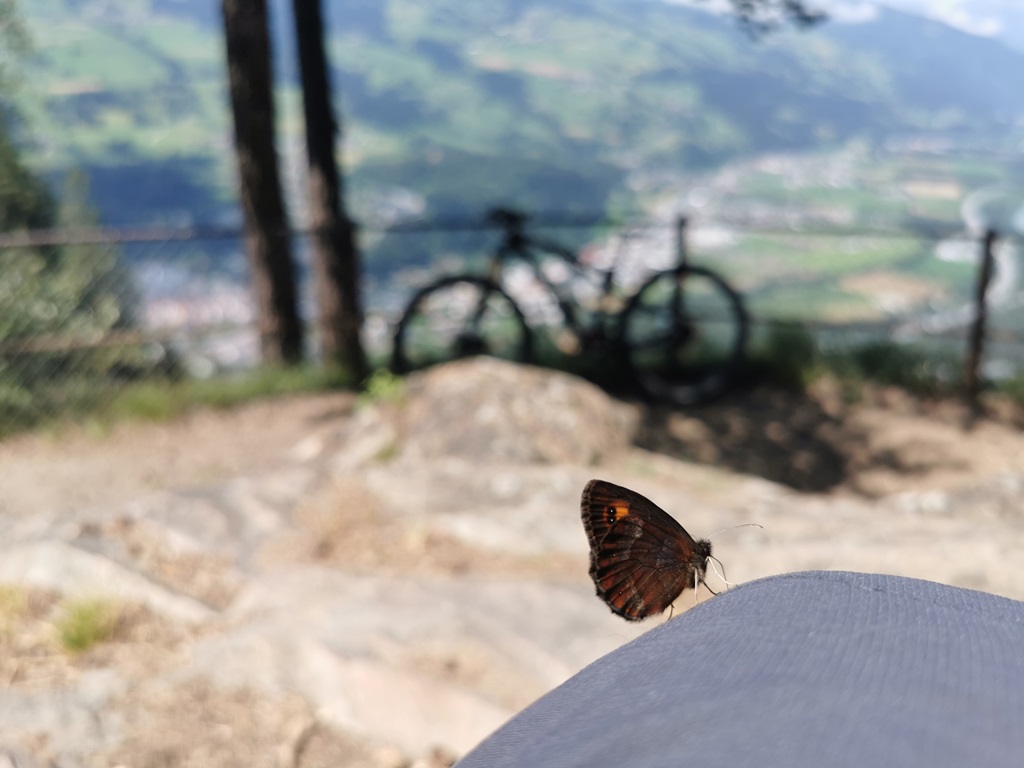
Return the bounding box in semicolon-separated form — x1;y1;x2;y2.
0;586;27;639
825;340;963;399
55;598;120;653
747;323;964;400
358;368;407;409
102;364;357;425
996;376;1024;402
2;363;360;442
373;440;399;463
748;321;822;391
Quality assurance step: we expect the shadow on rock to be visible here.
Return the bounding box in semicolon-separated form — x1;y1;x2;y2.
634;388;857;493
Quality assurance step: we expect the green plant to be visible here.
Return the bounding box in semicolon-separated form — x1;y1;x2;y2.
0;360;359;440
997;376;1024;402
832;340;962;398
96;365;352;428
358;368;407;408
745;321;965;400
55;597;119;653
0;171;179;437
0;585;26;639
749;321;822;391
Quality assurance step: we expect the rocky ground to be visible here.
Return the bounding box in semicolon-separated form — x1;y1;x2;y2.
1;358;1024;767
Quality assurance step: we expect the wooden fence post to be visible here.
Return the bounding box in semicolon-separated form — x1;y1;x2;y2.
964;229;998;411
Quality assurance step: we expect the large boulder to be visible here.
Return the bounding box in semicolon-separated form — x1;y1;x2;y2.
398;358;638;465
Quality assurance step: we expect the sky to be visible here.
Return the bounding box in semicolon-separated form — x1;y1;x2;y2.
669;0;1024;49
827;0;1024;47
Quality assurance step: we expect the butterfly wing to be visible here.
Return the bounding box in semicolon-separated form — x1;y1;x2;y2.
581;479;655;551
581;479;711;621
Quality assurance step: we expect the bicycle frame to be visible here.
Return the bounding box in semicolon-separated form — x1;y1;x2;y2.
485;212;620;347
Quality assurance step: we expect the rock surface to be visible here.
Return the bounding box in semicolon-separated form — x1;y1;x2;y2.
1;358;1024;766
399;358;637;465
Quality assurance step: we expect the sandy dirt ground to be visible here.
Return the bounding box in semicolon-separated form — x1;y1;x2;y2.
2;378;1024;767
3;383;1024;522
0;393;357;521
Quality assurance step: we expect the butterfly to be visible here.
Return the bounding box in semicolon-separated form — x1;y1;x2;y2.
581;479;714;621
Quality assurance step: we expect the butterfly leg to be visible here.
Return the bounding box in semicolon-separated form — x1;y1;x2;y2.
708;555;735;589
697;570;719;598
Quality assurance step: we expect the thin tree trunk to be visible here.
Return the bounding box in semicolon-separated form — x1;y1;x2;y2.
292;0;368;381
222;0;303;365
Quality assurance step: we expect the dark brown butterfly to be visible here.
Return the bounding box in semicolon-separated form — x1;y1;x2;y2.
581;479;713;621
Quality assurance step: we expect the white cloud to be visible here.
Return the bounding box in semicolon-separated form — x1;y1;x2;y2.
825;0;1003;37
665;0;1010;41
828;2;880;23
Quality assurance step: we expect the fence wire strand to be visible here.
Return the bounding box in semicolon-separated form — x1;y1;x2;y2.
0;217;1019;436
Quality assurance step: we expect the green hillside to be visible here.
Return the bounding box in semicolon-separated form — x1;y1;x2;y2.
9;0;1024;230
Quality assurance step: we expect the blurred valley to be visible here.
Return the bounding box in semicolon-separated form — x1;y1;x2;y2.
10;0;1024;373
14;0;1024;230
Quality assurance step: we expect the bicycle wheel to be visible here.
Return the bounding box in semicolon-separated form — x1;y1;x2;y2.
619;265;748;405
391;276;532;373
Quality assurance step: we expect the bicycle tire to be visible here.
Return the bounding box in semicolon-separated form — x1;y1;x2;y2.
391;275;532;374
619;265;748;405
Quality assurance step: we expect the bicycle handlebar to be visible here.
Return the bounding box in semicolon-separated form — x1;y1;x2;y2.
487;208;584;267
486;208;529;229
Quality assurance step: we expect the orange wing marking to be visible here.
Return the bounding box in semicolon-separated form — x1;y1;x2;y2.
604;502;631;527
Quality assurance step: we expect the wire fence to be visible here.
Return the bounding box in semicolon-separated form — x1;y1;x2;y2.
1;215;1020;437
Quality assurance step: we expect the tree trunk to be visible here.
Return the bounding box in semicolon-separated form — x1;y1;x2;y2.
221;0;303;366
291;0;368;381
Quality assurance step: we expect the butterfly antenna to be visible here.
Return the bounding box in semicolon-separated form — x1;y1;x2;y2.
708;554;736;588
703;525;761;592
706;522;764;540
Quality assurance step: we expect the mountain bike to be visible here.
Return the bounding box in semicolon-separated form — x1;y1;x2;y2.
390;208;749;405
